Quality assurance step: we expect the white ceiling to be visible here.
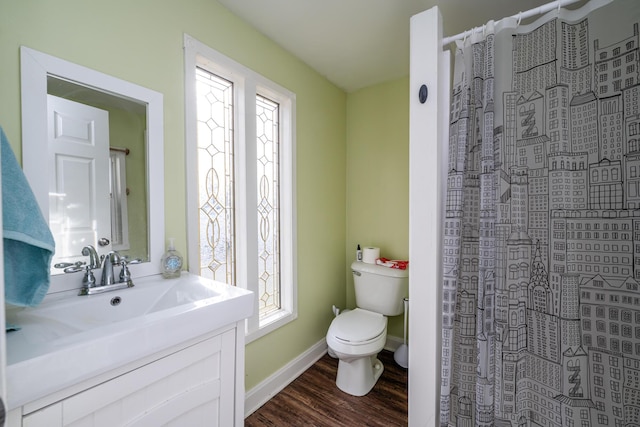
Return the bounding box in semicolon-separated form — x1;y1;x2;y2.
217;0;564;92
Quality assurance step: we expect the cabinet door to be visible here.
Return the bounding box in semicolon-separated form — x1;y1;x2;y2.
22;329;236;427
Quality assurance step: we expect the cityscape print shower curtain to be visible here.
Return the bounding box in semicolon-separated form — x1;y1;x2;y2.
440;0;640;426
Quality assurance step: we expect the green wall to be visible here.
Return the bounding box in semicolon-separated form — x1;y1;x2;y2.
0;0;347;392
346;77;410;339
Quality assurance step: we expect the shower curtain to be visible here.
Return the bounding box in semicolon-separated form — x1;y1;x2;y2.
440;0;640;426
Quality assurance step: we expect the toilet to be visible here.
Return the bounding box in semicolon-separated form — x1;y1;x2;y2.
326;261;408;396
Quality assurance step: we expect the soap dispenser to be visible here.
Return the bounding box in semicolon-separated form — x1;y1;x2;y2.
161;238;183;279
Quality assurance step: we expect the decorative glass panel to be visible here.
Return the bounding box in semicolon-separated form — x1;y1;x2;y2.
195;67;235;285
256;94;281;318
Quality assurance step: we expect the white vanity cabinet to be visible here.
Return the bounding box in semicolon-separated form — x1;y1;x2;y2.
12;325;243;427
5;273;254;427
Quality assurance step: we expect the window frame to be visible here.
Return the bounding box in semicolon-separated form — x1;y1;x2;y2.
184;34;297;343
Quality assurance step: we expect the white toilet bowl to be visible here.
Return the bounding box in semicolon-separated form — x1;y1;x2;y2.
326;261;408;396
326;308;388;396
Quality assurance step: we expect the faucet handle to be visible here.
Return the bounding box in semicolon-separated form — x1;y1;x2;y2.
54;261;85;269
119;257;135;287
83;265;96;288
78;265;97;295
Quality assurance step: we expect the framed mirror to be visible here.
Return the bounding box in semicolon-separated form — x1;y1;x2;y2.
20;46;164;294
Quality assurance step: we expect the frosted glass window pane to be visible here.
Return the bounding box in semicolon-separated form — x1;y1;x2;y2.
256;94;281;318
195;68;235;285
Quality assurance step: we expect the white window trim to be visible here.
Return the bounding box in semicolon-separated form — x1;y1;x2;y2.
183;34;297;343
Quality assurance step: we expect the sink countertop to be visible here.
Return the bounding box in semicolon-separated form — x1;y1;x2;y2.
6;273;254;410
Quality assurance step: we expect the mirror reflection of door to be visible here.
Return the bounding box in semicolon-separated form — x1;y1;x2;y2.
47;94;112;269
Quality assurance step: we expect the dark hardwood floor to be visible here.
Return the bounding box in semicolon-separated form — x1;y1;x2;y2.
245;350;408;427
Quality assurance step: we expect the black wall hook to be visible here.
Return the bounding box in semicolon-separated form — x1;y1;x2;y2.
419;84;428;104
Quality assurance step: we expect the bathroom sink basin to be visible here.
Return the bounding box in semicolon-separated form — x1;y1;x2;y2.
5;273;254;409
21;276;223;329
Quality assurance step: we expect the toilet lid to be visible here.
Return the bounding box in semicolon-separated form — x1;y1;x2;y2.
332;309;386;343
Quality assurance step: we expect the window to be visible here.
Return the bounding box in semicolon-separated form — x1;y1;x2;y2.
110;149;130;251
184;35;297;342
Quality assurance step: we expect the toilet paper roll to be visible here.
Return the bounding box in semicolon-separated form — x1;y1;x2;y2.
362;247;380;264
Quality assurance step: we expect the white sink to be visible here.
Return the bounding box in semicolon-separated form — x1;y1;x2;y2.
18;276;223;330
5;273;254;409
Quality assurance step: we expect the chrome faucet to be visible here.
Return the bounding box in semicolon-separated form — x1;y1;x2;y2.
75;250;136;295
81;245;100;269
100;251;122;286
58;247;137;295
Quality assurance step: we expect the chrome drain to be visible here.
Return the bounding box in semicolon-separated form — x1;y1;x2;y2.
110;296;122;306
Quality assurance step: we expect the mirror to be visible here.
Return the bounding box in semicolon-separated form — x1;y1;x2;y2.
20;46;165;294
46;77;148;264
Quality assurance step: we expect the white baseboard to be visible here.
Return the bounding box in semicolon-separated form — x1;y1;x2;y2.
244;334;405;418
244;339;328;418
385;334;404;352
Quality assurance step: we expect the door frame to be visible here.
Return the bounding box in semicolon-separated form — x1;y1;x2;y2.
409;6;448;425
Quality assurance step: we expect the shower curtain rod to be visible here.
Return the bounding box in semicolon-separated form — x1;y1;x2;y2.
441;0;583;46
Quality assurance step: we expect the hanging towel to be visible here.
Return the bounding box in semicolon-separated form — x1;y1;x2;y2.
5;322;21;332
1;126;55;308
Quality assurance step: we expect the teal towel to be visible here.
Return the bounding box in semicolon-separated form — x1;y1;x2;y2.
5;322;21;332
1;126;55;308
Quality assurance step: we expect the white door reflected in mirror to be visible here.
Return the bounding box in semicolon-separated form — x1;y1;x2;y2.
47;95;112;271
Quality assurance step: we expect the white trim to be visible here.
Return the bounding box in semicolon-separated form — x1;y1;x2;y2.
245;309;297;344
384;334;405;352
183;34;298;340
244;339;328;418
409;7;447;425
234;323;246;425
20;46;165;294
183;35;201;288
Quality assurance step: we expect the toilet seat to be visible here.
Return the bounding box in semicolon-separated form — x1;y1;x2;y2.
329;308;386;345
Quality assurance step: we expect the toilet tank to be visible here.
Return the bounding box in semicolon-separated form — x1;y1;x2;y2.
351;261;408;316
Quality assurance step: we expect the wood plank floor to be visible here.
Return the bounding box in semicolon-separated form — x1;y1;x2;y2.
245;350;408;426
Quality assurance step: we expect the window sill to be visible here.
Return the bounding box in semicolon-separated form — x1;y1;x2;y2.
245;309;298;344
